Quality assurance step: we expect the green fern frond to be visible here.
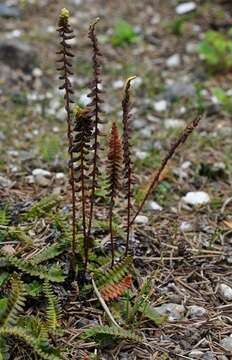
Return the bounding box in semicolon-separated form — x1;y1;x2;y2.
43;281;62;331
0;208;11;226
0;327;61;360
31;240;68;265
96;256;133;288
81;325;143;343
22;195;60;221
3;274;26;327
4;255;65;282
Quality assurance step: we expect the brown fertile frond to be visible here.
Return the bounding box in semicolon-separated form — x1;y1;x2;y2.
100;274;132;301
70;106;93;265
57;8;76;265
107;122;123;267
87;18;105;255
122;76;136;256
107;122;123;201
130;114;203;226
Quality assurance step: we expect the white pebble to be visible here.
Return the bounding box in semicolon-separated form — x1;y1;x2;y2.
164;118;185;129
182;191;210;206
154;99;168;112
32;169;51;177
166;54;181;68
147;201;163;211
176;2;196;15
134;215;149;225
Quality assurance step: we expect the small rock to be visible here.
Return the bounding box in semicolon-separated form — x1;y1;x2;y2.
188;305;207;318
0;175;13;188
221;336;232;351
164;118;185;129
154;303;185;321
180;221;193;232
203;352;216;360
136;150;148;160
112;79;124;89
166;54;181;68
0;40;37;72
147;201;163;211
189;350;204;359
79;93;90;106
55;172;66;184
32;67;43;77
154;99;168;112
0;131;6;141
182;191;210;206
25;175;35;185
134;215;149;225
186;42;197;54
176;2;196;15
32;169;52;187
0;4;20;18
218;283;232;301
165;80;195;101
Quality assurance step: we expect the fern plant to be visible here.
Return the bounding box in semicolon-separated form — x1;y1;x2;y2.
55;9;202;273
43;281;62;331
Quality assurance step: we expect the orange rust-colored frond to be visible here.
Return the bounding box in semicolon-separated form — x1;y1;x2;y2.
100;274;132;301
107;122;123;200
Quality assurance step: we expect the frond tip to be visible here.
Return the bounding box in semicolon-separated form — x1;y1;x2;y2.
107;122;123;200
60;8;70;19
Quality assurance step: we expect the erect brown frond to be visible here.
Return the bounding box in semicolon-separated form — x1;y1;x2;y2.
57;8;76;266
122;76;136;256
107;122;123;267
107;122;123;200
100;274;132;301
87;18;105;261
70;106;93;264
130;114;203;226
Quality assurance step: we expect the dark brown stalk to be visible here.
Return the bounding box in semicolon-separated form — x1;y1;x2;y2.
56;8;76;265
130;114;203;226
87;18;105;259
122;76;136;257
71;107;93;268
107;122;123;266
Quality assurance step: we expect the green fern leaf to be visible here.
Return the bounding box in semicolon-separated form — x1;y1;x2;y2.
0;208;11;226
0;327;61;360
81;324;143;343
43;281;62;331
138;301;167;326
31;240;68;265
3;274;26;327
4;255;65;282
22;195;60;221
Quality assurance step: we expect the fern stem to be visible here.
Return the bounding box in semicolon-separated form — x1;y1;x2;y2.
109;202;114;267
122;77;136;257
86;18;103;269
57;9;77;269
130;114;203;226
81;144;88;265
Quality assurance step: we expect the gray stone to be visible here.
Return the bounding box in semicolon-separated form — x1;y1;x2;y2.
0;175;13;188
0;4;20;18
221;336;232;351
164;118;185;129
203;352;216;360
32;169;52;187
154;303;185;321
189;350;204;359
0;40;38;72
0;131;6;141
166;54;181;68
187;305;207;318
165;80;195;101
218;284;232;301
